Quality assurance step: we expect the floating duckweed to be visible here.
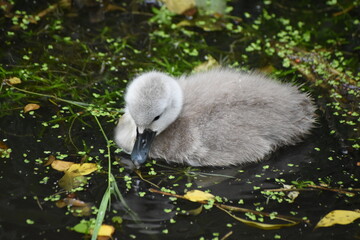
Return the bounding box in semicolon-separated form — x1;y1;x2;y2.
148;168;157;175
26;219;35;225
163;209;172;213
39;177;49;184
203;199;215;209
245;212;257;221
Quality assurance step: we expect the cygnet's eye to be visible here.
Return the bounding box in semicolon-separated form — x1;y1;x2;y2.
153;115;161;122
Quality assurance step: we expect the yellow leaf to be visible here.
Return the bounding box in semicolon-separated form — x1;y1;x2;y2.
315;210;360;229
183;190;215;202
24;103;40;113
67;163;98;176
186;205;203;216
161;0;196;14
8;77;22;85
51;160;74;171
97;224;115;237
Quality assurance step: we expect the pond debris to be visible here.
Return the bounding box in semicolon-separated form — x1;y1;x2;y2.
315;210;360;229
220;230;233;240
7;77;22;85
56;194;93;217
135;169;160;189
184;205;204;216
149;188;307;229
48;157;98;190
0;141;11;159
266;183;357;197
161;0;196;15
218;206;299;230
23;103;40;113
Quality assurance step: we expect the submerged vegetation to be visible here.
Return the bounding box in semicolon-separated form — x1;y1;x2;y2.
0;0;359;239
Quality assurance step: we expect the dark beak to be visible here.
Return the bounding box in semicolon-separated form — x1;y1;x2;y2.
131;128;156;168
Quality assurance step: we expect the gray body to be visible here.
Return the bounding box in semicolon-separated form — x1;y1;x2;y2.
115;68;316;167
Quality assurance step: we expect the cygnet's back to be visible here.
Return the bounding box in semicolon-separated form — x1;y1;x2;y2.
116;68;316;167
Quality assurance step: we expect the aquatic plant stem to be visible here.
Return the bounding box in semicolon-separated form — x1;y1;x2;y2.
91;115;113;240
149;188;308;224
5;82;91;108
92;115;137;240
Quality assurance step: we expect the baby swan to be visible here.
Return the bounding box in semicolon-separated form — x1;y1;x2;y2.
115;68;316;168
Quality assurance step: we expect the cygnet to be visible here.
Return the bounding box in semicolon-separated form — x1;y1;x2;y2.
115;68;316;168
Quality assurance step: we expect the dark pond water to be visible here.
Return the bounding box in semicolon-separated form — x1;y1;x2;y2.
0;0;359;240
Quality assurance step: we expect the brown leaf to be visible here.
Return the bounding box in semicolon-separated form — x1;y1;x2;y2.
0;141;9;150
24;103;40;113
55;200;67;208
44;155;56;166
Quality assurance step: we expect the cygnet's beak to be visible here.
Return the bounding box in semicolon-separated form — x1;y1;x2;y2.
131;128;156;168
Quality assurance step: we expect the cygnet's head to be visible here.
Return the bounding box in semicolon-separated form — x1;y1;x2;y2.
125;71;183;167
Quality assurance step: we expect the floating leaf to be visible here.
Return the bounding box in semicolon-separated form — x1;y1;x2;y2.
24;103;40;113
54;162;98;190
71;204;93;217
44;155;56;166
186;205;203;216
8;77;22;85
183;190;215;202
162;0;196;14
67;163;98;175
97;224;115;237
315;210;360;229
51;160;74;171
59;172;87;190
